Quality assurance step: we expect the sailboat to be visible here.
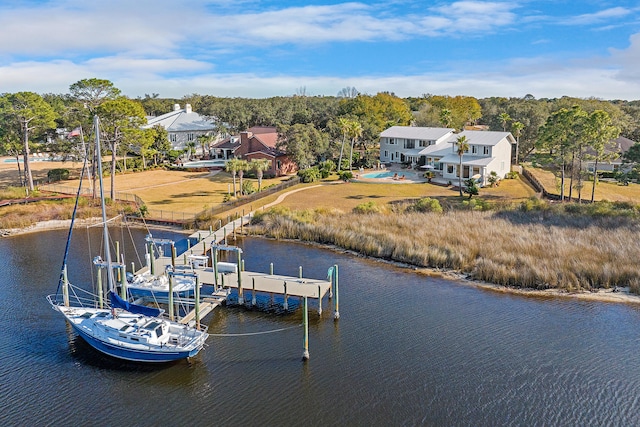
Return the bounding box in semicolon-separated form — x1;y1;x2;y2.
47;115;209;363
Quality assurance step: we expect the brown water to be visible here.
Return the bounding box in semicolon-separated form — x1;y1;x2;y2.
1;228;640;426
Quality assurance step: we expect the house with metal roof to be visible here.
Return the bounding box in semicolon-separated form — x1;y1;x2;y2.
379;126;515;186
379;126;455;165
143;104;216;151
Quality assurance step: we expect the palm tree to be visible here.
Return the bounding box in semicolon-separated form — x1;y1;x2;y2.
236;159;249;196
185;141;196;160
225;158;240;196
511;121;524;164
456;135;469;196
348;120;363;171
499;112;511;132
250;158;271;191
337;117;350;172
440;108;452;128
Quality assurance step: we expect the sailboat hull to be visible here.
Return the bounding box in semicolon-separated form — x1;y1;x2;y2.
51;303;208;363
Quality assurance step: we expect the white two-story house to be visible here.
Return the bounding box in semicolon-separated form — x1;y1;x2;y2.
143;104;217;151
379;126;455;165
379;126;515;186
421;130;515;186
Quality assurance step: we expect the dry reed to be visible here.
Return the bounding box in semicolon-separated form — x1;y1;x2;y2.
249;201;640;292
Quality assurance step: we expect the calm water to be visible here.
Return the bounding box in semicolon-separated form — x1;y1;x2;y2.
2;228;640;426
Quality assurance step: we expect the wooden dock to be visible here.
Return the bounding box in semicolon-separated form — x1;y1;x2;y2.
139;215;339;324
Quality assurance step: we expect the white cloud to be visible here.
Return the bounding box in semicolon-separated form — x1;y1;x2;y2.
565;7;631;26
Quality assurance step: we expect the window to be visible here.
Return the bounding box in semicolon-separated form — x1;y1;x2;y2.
483;146;490;155
405;139;415;149
472;146;478;154
389;138;395;145
169;133;177;142
419;140;428;147
384;150;388;159
187;133;195;141
447;165;454;174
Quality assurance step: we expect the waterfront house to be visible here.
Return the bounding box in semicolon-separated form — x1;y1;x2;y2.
379;126;455;165
211;126;296;177
143;104;217;151
379;126;515;186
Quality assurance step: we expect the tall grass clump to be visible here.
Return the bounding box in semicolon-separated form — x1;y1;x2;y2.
248;202;640;293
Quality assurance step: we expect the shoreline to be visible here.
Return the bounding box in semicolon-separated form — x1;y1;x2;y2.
5;219;640;305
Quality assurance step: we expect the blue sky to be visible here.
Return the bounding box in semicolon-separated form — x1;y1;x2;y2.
2;0;640;99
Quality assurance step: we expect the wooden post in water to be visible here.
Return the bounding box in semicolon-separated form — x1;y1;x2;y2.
283;281;288;310
212;245;219;291
241;259;245;271
120;265;127;299
270;262;273;275
299;266;302;279
131;262;135;275
333;264;340;320
116;241;121;282
171;243;176;270
237;250;243;304
195;275;201;330
97;267;103;309
149;242;155;275
302;296;309;361
62;265;69;307
168;273;174;321
252;277;256;306
318;285;322;316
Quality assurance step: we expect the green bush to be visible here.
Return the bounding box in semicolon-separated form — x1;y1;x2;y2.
298;167;320;183
519;197;548;212
338;171;353;181
47;168;69;182
242;180;256;195
353;201;382;214
413;197;443;213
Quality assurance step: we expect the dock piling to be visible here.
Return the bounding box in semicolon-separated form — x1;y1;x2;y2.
252;277;256;306
302;296;309;361
283;281;288;310
318;285;322;316
333;265;339;320
270;262;273;275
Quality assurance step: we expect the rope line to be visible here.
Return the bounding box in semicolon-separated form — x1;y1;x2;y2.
209;324;302;337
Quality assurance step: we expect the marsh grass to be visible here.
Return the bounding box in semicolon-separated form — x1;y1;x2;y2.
250;199;640;292
0;198;131;229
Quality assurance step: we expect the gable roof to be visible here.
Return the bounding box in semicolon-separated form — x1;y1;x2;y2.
380;126;454;140
144;104;216;132
247;126;278;148
446;130;515;146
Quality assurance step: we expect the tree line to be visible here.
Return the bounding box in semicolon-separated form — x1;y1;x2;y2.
3;80;640;199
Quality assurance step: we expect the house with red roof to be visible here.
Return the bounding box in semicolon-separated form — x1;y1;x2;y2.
210;126;296;177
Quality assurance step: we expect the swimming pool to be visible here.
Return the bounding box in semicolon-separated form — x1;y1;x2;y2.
361;171;395;179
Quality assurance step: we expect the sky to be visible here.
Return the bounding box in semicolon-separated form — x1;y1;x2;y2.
2;0;640;100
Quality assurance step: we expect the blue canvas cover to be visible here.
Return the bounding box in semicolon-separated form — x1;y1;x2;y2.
109;291;164;317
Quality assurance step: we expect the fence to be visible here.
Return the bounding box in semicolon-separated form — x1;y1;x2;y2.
521;166;562;201
40;176;302;225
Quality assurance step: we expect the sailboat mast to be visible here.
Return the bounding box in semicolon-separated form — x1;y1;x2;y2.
94;115;115;293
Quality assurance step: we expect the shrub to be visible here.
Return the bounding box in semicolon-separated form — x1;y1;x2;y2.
353;201;383;214
464;178;479;199
487;171;500;187
47;168;69;182
519;197;548;212
339;171;353;181
505;171;519;179
413;197;443;213
462;198;492;211
298;167;320;183
242;180;256;195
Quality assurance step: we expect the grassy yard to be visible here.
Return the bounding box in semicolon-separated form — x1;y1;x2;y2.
525;164;640;203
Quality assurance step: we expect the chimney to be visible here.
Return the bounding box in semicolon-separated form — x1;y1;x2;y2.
185;104;192;114
240;131;252;146
173;104;180;111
